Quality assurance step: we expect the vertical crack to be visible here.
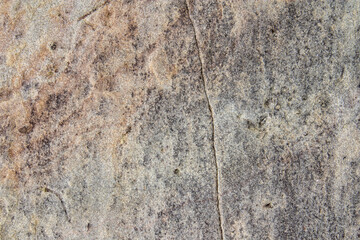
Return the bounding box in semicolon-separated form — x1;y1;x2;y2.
184;1;225;239
44;187;71;223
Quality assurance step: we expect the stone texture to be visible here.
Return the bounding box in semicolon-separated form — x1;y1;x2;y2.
0;0;359;239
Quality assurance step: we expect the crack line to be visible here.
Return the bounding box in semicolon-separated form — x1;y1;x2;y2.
184;1;225;239
78;0;111;22
44;187;71;223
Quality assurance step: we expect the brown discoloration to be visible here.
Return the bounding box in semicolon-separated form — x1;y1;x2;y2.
95;76;115;92
148;49;178;88
0;88;13;102
0;164;21;188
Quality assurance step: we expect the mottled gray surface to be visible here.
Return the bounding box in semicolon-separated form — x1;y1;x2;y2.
0;0;359;239
188;0;360;239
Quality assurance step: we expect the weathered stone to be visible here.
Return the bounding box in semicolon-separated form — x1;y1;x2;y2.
1;0;359;239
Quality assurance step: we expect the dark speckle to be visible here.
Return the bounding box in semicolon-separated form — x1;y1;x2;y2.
246;120;256;130
320;99;329;108
174;169;180;175
258;115;267;127
15;32;23;39
125;126;132;134
264;99;270;107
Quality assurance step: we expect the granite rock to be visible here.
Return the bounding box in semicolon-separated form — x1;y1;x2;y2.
0;0;359;239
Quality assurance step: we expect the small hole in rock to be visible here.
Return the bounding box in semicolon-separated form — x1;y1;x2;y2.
264;203;273;208
50;42;57;50
174;169;180;175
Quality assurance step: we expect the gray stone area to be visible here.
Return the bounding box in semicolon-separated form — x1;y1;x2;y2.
0;0;359;239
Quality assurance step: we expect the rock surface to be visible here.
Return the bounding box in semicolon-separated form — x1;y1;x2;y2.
0;0;359;239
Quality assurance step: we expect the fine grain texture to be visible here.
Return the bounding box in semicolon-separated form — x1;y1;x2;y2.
1;0;359;239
